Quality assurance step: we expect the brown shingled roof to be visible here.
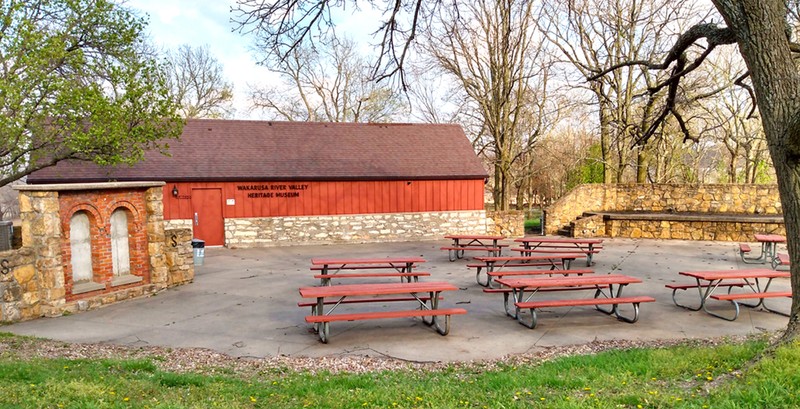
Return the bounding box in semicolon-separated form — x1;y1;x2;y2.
27;119;488;183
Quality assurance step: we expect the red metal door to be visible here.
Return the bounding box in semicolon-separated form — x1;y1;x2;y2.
191;188;224;246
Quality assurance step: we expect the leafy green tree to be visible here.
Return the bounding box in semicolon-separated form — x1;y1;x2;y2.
0;0;183;187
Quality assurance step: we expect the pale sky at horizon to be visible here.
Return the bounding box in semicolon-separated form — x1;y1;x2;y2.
124;0;382;120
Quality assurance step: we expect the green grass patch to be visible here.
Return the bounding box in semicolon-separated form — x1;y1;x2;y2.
0;336;798;408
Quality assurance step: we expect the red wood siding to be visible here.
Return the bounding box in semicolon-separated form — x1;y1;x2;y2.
163;179;485;220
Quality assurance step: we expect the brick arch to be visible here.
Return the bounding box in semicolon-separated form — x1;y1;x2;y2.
61;204;104;240
105;201;143;231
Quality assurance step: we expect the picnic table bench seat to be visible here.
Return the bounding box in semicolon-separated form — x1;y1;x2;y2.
305;308;467;341
710;291;791;301
709;291;791;319
440;244;507;261
511;247;602;254
486;268;594;278
772;253;791;270
665;282;747;311
514;296;656;329
298;295;443;314
313;271;430;284
310;265;418;271
467;262;556;272
483;283;609;315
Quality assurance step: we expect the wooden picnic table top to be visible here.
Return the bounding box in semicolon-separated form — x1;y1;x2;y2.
514;237;604;244
754;233;786;243
679;269;789;281
299;281;459;298
444;234;506;240
495;274;641;289
474;254;587;263
311;257;427;266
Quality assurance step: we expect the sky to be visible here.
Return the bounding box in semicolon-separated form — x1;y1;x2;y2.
125;0;272;119
124;0;382;120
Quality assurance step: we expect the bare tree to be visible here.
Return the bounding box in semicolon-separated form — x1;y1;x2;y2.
589;0;800;339
538;0;705;183
250;39;408;122
233;0;449;89
165;44;234;118
423;0;553;210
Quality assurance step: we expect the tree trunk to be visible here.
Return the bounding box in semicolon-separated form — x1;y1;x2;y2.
636;148;648;183
712;0;800;338
594;84;613;184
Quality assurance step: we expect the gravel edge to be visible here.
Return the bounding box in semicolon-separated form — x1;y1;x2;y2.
0;332;778;377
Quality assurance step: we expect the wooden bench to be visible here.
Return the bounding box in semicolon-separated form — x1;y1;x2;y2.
440;244;507;261
305;308;467;342
298;295;442;315
313;271;431;285
511;247;602;257
514;296;656;329
738;243;756;264
738;243;752;254
310;265;418;271
487;268;594;278
710;291;791;301
665;282;747;311
482;282;605;317
772;253;791;270
709;291;791;319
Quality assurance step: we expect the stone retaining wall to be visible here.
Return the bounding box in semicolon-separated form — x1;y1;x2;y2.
224;211;489;247
605;219;784;241
546;184;782;241
487;210;525;237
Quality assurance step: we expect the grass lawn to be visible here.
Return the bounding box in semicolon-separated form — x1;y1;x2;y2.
0;333;798;408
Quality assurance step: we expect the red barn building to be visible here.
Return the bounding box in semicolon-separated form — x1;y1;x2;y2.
28;119;489;247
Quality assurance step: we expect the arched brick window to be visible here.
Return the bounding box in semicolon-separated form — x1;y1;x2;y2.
69;211;93;282
110;208;131;277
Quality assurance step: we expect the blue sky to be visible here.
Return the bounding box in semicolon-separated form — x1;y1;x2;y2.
124;0;382;119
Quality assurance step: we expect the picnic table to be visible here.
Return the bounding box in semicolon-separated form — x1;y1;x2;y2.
739;234;785;265
472;254;586;287
298;281;466;343
669;268;790;321
494;274;655;329
441;234;507;261
513;237;604;266
310;257;427;285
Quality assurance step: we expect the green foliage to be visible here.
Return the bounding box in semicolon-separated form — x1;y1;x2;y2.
0;0;183;186
566;143;604;191
754;160;776;184
1;335;797;408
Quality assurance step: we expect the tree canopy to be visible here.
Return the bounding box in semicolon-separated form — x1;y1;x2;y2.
0;0;183;187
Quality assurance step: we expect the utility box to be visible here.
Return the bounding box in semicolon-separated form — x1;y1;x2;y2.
191;238;205;266
0;220;12;251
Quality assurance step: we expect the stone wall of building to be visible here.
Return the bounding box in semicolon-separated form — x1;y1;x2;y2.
486;210;525;237
224;210;488;247
545;184;783;240
1;183;194;323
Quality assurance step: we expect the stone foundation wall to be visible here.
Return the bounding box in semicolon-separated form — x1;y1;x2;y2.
486;210;525;237
545;184;782;239
225;211;488;247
